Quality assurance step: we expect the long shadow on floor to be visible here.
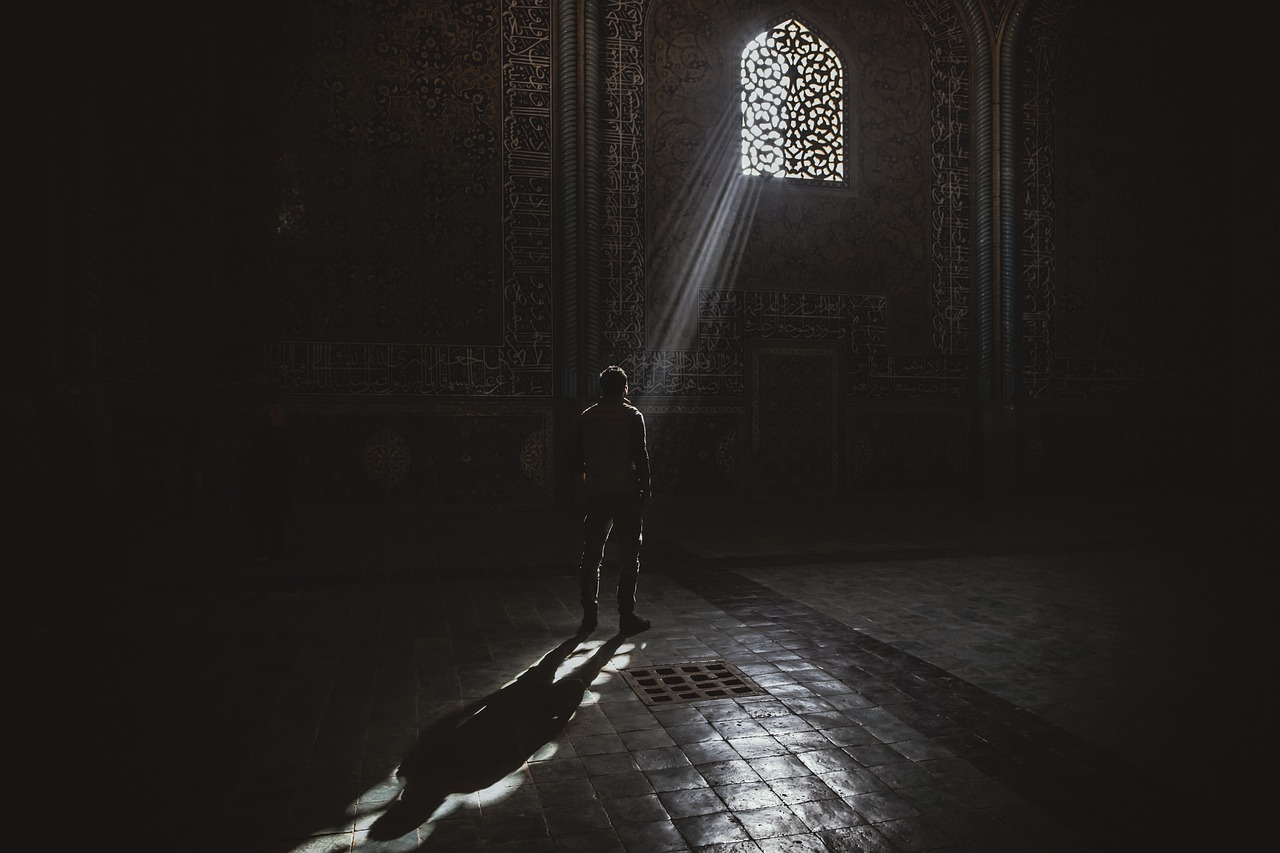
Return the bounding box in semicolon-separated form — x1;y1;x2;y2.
366;632;627;844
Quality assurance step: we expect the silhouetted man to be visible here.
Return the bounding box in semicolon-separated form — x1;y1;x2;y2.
574;365;651;636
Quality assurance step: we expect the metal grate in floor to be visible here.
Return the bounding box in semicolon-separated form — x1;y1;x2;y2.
620;660;769;705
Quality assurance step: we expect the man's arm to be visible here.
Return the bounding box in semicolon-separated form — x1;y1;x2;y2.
631;410;651;497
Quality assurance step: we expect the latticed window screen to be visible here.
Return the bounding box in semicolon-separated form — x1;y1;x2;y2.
741;18;844;182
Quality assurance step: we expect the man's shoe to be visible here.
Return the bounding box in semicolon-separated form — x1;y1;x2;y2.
619;613;651;635
577;612;598;635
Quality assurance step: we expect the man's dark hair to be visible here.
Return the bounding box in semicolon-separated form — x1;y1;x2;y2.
598;365;628;396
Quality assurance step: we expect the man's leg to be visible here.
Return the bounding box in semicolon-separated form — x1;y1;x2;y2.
612;499;649;633
578;513;612;632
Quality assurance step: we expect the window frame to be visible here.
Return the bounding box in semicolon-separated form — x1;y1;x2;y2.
739;14;850;189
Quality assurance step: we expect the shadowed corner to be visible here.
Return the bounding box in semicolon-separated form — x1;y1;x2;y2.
366;632;628;843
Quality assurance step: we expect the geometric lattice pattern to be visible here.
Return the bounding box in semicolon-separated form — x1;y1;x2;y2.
620;661;769;705
741;17;844;182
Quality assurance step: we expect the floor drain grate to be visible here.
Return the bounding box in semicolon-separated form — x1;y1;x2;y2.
620;661;769;705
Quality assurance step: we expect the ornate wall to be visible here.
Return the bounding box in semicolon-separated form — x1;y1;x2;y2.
605;0;971;399
216;0;553;397
35;0;1270;513
207;0;558;506
1018;0;1219;399
1011;0;1267;490
599;0;973;496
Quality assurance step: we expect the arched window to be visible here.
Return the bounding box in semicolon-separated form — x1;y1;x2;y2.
741;18;844;183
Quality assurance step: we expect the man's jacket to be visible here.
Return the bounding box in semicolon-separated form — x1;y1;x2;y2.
573;397;650;497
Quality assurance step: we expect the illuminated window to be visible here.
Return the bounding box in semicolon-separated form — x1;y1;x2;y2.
741;18;844;182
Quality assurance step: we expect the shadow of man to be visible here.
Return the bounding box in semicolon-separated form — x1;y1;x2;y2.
367;632;627;842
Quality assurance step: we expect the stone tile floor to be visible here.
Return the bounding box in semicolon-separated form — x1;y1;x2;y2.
16;491;1264;852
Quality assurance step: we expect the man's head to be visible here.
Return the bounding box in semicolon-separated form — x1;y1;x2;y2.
598;365;628;397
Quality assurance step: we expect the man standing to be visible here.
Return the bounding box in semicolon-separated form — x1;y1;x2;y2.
574;366;651;636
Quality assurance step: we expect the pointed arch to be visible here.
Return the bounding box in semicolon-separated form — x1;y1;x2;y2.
740;16;845;183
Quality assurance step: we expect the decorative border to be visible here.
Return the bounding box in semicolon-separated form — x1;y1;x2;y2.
1019;1;1066;398
501;0;556;394
904;0;973;359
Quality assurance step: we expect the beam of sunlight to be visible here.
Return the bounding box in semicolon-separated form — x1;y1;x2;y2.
346;777;404;816
647;99;765;353
529;740;560;762
550;639;606;682
475;771;528;807
288;835;353;853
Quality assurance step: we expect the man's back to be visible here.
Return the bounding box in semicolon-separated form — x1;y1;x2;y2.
577;398;648;496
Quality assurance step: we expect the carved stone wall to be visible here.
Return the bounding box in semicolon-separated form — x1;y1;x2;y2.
147;0;561;506
644;406;743;497
848;406;969;492
1009;1;1272;493
266;402;552;504
750;346;841;499
645;1;928;344
1018;1;1230;400
605;0;972;399
216;0;553;397
40;0;1271;511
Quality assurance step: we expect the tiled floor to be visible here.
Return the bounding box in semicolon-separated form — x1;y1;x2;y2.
20;490;1262;852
